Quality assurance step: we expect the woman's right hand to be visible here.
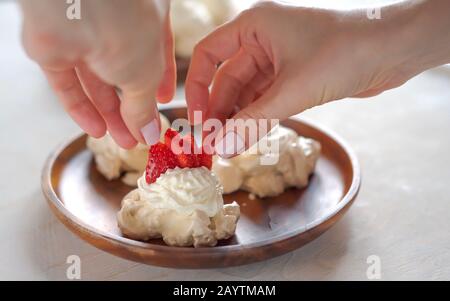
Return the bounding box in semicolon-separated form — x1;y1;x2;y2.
186;0;450;157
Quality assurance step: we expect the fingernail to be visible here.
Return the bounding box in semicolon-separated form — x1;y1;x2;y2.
215;131;245;158
140;119;160;146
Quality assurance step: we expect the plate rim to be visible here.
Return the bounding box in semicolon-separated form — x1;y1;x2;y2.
41;107;361;257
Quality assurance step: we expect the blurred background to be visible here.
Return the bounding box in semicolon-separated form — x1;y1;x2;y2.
0;0;449;280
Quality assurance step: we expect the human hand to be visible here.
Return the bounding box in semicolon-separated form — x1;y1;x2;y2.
185;1;450;157
20;0;176;148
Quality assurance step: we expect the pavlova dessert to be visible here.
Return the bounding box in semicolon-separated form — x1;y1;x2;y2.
88;115;321;199
213;125;321;198
86;113;170;186
117;129;240;247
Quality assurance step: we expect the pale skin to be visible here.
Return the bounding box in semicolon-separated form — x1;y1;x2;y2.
186;0;450;156
20;0;450;155
19;0;175;148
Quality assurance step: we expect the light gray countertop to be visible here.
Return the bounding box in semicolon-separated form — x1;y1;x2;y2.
1;1;449;280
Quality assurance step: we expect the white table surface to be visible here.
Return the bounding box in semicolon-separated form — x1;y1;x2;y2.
1;1;450;280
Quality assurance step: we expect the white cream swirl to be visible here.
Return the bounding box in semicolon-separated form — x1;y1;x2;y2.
137;167;224;217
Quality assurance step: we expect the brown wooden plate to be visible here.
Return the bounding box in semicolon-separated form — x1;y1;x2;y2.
42;105;361;269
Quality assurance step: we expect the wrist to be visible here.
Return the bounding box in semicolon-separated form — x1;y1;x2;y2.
407;0;450;70
374;0;450;76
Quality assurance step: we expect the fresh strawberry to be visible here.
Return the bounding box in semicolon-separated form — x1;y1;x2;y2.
198;152;212;170
181;133;198;153
164;128;179;149
176;153;197;168
165;129;195;153
170;132;200;167
145;142;178;184
157;128;214;171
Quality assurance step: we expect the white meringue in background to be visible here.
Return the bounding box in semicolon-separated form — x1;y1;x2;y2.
212;126;321;198
171;0;215;58
170;0;237;58
200;0;237;25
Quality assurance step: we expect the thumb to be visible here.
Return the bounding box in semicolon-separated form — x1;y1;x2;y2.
116;50;165;146
85;38;165;146
120;81;162;146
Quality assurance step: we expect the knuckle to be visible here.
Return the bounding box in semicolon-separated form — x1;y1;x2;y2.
53;78;77;94
66;98;89;114
220;71;244;90
192;39;216;64
120;101;154;127
101;103;121;119
237;6;261;23
22;29;63;64
22;25;87;67
251;1;279;13
192;39;206;56
239;107;268;122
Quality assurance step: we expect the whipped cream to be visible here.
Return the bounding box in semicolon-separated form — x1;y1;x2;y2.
137;167;223;217
118;167;240;247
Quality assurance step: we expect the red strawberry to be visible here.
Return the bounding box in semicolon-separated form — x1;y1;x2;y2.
181;133;199;153
164;128;179;149
170;132;201;168
145;142;178;184
177;153;197;168
185;134;201;158
198;152;212;170
158;128;213;171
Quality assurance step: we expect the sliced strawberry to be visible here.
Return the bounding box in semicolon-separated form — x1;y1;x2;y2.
164;128;179;149
176;153;197;168
170;132;199;167
145;142;178;184
198;152;212;170
181;133;199;153
158;128;213;170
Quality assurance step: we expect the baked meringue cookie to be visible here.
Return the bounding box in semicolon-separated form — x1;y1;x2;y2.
171;0;237;58
171;0;215;58
200;0;236;25
212;126;321;198
87;113;170;186
117;167;240;247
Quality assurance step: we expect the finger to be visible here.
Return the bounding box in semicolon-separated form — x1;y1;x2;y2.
352;89;384;98
76;64;137;149
236;70;274;110
185;19;242;124
120;81;161;146
112;40;165;146
207;50;259;123
215;74;307;158
352;80;406;98
156;13;176;103
43;68;106;138
236;87;257;111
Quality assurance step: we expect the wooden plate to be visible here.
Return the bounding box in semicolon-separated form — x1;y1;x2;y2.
42;106;361;269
